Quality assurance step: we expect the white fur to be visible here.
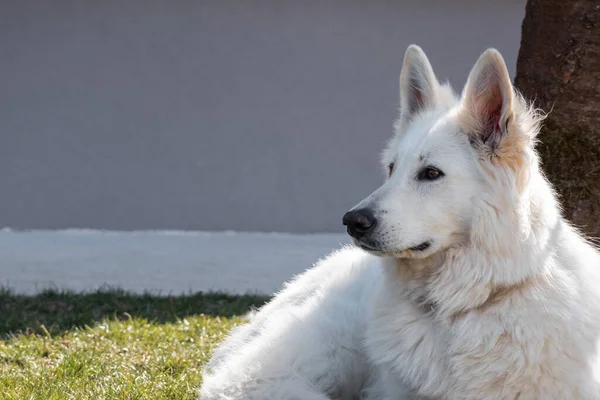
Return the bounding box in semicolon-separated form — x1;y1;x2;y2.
200;45;600;399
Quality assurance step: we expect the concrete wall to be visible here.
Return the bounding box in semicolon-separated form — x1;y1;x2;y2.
0;0;526;233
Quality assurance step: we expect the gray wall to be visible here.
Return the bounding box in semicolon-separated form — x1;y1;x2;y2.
0;0;526;233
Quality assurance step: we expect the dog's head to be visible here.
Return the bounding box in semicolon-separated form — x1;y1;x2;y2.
344;45;542;259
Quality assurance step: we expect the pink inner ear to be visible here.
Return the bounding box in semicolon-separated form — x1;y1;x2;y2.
476;84;504;147
412;89;425;114
490;103;501;133
407;73;427;115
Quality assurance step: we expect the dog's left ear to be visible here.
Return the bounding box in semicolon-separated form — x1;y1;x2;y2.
399;45;440;122
462;49;514;148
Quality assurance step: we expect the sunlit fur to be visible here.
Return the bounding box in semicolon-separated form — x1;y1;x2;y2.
199;46;600;399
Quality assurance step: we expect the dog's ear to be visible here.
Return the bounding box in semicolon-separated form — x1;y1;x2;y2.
399;45;440;122
462;49;514;148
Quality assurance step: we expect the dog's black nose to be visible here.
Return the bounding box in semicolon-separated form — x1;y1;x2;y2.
342;209;376;239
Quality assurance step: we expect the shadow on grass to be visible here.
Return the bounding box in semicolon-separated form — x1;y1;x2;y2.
0;288;270;337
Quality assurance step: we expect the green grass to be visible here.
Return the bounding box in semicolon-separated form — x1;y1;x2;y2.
0;289;269;399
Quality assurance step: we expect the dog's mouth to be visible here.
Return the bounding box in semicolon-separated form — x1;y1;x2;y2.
355;240;382;253
408;241;431;252
354;239;432;256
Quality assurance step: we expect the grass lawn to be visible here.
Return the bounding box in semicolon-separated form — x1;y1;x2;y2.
0;289;268;399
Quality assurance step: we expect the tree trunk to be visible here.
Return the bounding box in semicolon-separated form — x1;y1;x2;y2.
514;0;600;237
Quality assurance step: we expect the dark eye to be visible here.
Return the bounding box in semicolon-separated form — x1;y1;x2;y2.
388;162;395;177
417;166;444;181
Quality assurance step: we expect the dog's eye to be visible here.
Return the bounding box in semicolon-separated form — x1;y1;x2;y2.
417;166;444;181
388;162;395;177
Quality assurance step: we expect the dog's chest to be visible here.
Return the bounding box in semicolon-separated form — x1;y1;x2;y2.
365;289;453;399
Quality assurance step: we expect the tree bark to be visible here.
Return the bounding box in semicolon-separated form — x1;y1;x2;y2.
514;0;600;237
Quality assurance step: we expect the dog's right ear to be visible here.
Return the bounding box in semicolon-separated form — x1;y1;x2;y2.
399;45;440;123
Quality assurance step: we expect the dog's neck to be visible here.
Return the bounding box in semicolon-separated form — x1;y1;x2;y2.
381;170;562;319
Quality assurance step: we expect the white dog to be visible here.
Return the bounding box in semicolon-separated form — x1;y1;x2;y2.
199;45;600;399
